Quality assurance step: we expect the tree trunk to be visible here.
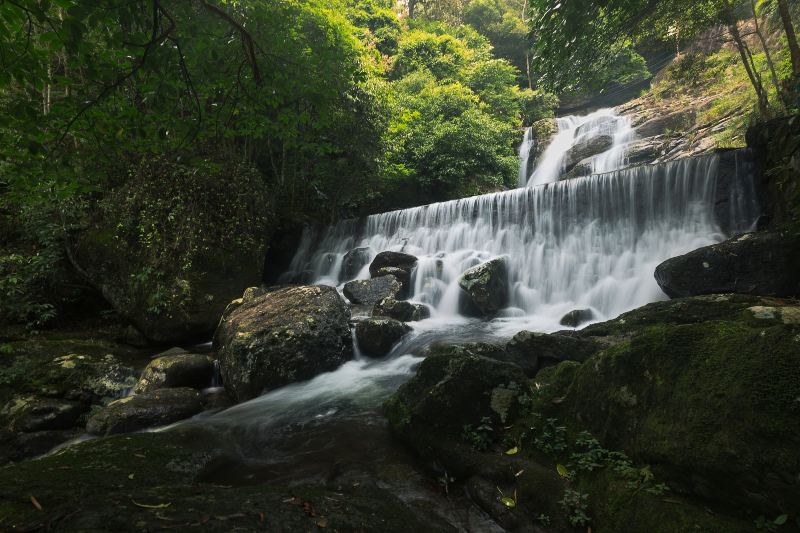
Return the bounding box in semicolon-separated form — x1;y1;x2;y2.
729;22;770;116
777;0;800;75
751;0;783;100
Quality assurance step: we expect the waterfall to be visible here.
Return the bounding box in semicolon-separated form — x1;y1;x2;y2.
522;108;634;187
286;150;758;334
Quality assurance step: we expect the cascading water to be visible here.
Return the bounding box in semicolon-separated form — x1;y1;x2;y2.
287;150;758;334
522;108;634;187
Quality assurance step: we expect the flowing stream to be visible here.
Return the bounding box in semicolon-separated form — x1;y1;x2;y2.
186;109;759;528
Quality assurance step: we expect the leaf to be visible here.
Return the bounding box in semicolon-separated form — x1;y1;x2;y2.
30;495;43;511
774;515;788;525
556;463;569;478
128;473;135;479
500;496;516;508
132;500;172;509
505;446;519;455
316;517;329;528
514;469;525;477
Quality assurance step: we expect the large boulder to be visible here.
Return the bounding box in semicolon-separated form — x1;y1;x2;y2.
562;134;613;174
532;296;800;519
458;258;508;317
214;285;353;401
73;156;271;343
5;397;87;433
369;251;417;292
134;353;214;394
86;387;203;436
343;275;402;306
384;347;530;473
373;297;430;322
355;318;411;357
655;231;800;299
635;110;694;137
340;247;372;281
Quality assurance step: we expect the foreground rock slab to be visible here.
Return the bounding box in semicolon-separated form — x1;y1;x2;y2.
655;230;800;299
86;387;202;435
373;297;430;322
215;285;352;401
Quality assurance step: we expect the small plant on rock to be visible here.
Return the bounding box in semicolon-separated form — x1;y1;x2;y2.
559;489;590;527
462;416;493;451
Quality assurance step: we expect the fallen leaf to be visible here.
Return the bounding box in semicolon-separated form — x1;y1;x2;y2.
505;446;519;455
500;496;516;508
556;463;569;478
258;512;265;524
30;495;42;511
132;500;172;509
128;473;135;480
316;517;329;528
551;396;565;404
514;469;525;477
134;453;146;458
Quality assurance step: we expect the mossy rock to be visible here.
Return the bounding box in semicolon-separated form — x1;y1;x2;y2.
0;430;449;532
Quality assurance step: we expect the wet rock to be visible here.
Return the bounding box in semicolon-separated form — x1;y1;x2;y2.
201;388;234;410
532;294;800;518
343;275;402;306
655;231;800;299
624;136;668;166
505;330;600;375
373;297;430;322
341;247;371;281
559;308;595;327
134;353;214;394
86;387;203;436
6;397;87;432
356;318;411;357
384;348;529;474
215;285;352;401
369;251;417;292
0;428;80;464
562;159;593;179
563;134;613;174
458;258;508;317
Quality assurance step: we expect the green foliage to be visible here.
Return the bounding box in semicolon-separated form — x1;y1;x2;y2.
462;416;494;450
559;489;590;527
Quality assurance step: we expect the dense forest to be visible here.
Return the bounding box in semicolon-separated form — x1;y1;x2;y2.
1;0;799;531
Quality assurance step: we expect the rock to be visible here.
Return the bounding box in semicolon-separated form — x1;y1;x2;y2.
559;308;595;328
86;388;203;436
0;431;451;532
343;275;402;306
575;115;618;138
355;318;411;357
532;295;800;518
635;110;694;137
458;258;508;317
0;428;80;465
384;348;529;474
373;297;430;322
624;137;668;166
562;134;613;174
7;397;87;433
505;330;600;375
201;388;234;410
215;285;353;401
562;159;593;180
72;157;271;343
341;247;372;281
654;231;800;299
369;251;417;292
134;354;214;394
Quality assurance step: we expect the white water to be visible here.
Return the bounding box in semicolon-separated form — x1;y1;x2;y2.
522;108;634;187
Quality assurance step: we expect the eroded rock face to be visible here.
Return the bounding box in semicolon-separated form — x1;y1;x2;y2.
562;134;613;174
343;275;402;306
635;110;695;138
355;318;411;357
458;258;508;317
655;231;800;299
373;297;430;322
215;285;352;401
6;398;87;433
86;387;202;436
134;354;214;394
